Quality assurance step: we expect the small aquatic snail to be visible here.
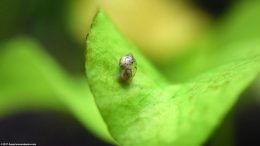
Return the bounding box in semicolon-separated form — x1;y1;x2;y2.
119;53;137;82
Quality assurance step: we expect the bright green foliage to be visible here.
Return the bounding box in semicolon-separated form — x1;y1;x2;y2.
86;10;260;146
0;37;113;142
0;1;259;146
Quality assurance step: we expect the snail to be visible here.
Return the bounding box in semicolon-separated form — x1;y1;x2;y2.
119;53;137;82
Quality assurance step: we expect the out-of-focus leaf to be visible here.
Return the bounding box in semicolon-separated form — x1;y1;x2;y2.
0;37;114;143
86;11;260;146
159;1;260;82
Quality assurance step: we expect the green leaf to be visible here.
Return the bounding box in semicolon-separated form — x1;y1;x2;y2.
158;1;260;82
86;11;260;146
0;37;114;143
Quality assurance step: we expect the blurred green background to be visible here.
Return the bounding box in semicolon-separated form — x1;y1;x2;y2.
0;0;259;145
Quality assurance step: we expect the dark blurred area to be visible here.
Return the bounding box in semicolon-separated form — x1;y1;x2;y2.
192;0;239;18
0;111;113;146
0;0;259;146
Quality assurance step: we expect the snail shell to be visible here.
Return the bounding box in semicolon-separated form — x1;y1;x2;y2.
119;53;137;82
